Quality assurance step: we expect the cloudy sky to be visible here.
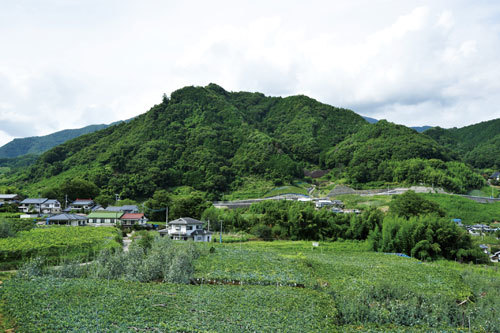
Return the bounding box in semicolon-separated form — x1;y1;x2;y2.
1;0;500;146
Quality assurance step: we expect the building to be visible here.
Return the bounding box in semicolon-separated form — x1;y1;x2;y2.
0;194;20;204
87;211;123;225
67;199;95;213
19;198;50;214
489;172;500;181
41;199;62;214
158;217;212;242
46;213;88;226
120;213;148;227
104;205;139;214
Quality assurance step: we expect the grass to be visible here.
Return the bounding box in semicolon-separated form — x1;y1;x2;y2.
468;185;500;198
422;193;500;224
262;185;309;197
334;194;392;209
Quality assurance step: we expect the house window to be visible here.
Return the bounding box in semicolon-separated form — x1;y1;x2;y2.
196;225;202;229
197;236;202;240
187;226;193;230
175;226;181;231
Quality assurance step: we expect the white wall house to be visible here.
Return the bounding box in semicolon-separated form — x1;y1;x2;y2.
41;199;62;214
159;217;212;242
19;198;60;214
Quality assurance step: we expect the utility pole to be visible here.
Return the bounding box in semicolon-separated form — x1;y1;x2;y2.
219;220;222;243
208;219;210;232
166;206;169;224
65;194;68;210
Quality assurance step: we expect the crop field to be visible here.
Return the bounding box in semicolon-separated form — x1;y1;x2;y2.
1;240;499;332
0;226;121;270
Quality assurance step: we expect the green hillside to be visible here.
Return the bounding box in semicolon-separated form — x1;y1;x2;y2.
13;84;366;199
4;84;492;199
323;120;483;192
425;118;500;169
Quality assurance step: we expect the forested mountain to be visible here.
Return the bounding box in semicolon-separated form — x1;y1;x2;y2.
15;84;367;199
5;84;491;199
0;124;111;159
425;118;500;169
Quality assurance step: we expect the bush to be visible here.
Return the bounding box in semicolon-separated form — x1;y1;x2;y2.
250;224;272;240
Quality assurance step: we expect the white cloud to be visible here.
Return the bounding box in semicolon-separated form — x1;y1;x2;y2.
1;0;500;146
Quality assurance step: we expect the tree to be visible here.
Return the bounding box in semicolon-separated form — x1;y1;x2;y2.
390;191;445;218
144;190;171;222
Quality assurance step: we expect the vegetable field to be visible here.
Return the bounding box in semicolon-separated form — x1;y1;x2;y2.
0;226;121;270
1;240;499;332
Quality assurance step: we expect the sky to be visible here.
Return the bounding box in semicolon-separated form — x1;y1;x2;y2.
1;0;500;146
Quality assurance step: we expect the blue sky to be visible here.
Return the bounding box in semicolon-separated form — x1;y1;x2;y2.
1;0;500;146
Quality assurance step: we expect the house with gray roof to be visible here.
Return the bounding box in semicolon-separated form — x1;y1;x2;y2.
19;198;48;213
46;213;88;226
0;194;20;203
159;217;212;242
41;199;62;214
104;205;139;214
67;198;95;213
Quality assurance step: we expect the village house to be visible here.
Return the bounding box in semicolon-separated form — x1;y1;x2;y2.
66;198;95;213
104;205;139;214
46;213;88;226
18;198;61;214
158;217;212;242
87;211;123;225
41;199;62;214
489;171;500;182
0;194;20;204
120;213;148;227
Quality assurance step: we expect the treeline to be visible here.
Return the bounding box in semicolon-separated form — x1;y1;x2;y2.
202;191;488;263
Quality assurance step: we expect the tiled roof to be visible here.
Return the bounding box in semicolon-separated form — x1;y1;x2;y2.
20;198;48;204
168;217;203;225
71;199;94;205
121;213;145;220
44;199;60;204
47;214;88;221
0;194;18;199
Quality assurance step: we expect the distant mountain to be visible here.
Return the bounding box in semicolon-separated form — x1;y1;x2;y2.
362;116;378;124
0;120;130;159
425;118;500;169
0;124;108;159
411;125;433;133
362;116;432;132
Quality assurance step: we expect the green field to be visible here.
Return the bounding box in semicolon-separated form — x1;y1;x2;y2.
0;226;121;270
422;193;500;224
1;240;499;332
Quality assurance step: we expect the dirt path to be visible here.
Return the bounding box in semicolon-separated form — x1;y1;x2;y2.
123;233;132;252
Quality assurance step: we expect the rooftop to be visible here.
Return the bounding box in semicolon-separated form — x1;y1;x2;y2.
121;213;145;220
20;198;48;204
88;211;124;218
168;217;204;225
47;214;88;221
